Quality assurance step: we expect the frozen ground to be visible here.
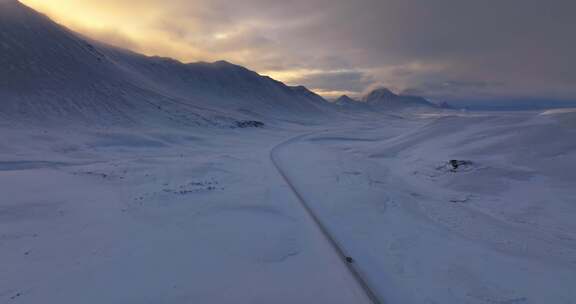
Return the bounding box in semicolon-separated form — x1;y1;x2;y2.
2;2;574;302
1;109;575;303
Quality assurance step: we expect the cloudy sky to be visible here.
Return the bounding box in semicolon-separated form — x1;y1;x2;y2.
21;0;576;104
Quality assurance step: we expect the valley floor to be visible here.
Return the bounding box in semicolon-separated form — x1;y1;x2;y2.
1;110;575;303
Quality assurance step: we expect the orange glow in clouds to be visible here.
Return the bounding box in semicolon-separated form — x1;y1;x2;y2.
17;0;357;97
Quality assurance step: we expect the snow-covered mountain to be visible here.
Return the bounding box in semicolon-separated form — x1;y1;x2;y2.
332;88;437;112
362;87;437;109
0;0;331;126
334;95;358;106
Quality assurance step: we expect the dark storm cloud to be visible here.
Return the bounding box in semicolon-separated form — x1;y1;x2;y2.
26;0;576;102
160;0;576;101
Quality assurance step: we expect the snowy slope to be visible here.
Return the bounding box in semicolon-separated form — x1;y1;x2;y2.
101;46;332;118
0;123;378;304
272;110;576;303
0;1;332;127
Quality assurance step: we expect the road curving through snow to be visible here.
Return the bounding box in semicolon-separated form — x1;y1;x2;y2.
271;131;383;304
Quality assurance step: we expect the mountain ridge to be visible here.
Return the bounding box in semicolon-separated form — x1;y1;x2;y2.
362;87;436;108
333;88;437;110
0;1;332;126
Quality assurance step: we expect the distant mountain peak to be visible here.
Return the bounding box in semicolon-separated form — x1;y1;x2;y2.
361;87;436;109
335;95;358;105
362;87;397;103
371;87;396;95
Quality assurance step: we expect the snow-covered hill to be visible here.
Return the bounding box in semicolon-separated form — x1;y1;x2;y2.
272;109;576;303
0;0;331;127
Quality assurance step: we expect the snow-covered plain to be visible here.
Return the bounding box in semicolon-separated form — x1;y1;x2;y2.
0;121;374;303
275;110;576;303
1;1;576;303
2;109;575;303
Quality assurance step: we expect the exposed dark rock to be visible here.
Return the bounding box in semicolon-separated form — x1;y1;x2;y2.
449;160;473;170
234;120;265;128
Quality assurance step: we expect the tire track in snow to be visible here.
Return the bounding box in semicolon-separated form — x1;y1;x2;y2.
271;131;383;304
